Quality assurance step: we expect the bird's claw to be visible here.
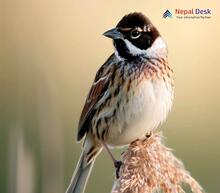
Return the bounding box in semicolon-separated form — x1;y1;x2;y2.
114;161;122;179
146;131;152;138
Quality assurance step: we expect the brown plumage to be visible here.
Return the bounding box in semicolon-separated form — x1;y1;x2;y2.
77;54;115;141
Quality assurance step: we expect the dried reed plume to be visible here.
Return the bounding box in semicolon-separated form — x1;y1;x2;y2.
111;133;205;193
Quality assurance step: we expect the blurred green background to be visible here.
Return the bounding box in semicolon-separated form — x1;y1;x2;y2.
1;0;220;193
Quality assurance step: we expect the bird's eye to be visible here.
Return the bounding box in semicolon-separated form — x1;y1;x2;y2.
130;29;141;39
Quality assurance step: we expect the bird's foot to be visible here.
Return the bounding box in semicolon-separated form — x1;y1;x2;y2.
146;131;152;138
114;160;122;179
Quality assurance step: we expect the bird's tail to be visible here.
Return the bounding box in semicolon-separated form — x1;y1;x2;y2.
65;137;102;193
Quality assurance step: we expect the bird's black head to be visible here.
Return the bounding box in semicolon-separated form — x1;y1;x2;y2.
103;12;161;60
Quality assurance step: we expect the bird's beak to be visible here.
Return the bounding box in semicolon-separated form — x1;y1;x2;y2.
103;28;124;39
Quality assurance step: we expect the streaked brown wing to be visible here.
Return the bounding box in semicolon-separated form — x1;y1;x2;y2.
77;54;115;141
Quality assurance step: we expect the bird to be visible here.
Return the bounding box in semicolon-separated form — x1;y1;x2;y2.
66;12;174;193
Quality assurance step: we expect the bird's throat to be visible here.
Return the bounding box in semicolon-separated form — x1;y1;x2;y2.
114;39;145;62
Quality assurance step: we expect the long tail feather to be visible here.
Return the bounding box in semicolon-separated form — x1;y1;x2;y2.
66;134;102;193
65;152;94;193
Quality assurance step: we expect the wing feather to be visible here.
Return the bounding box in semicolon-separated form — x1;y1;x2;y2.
77;54;115;141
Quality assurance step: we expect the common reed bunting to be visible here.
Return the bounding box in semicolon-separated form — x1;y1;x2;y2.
66;12;174;193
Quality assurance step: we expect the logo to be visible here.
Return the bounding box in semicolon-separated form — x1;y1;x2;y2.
163;10;172;18
162;8;211;19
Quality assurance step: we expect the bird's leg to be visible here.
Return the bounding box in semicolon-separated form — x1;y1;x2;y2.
101;141;122;178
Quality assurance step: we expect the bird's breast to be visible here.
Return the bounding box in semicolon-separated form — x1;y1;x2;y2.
107;76;173;146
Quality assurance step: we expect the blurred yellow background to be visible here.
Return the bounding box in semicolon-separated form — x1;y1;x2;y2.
1;0;220;193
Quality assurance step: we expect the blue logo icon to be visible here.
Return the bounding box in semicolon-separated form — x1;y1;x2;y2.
163;10;172;18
